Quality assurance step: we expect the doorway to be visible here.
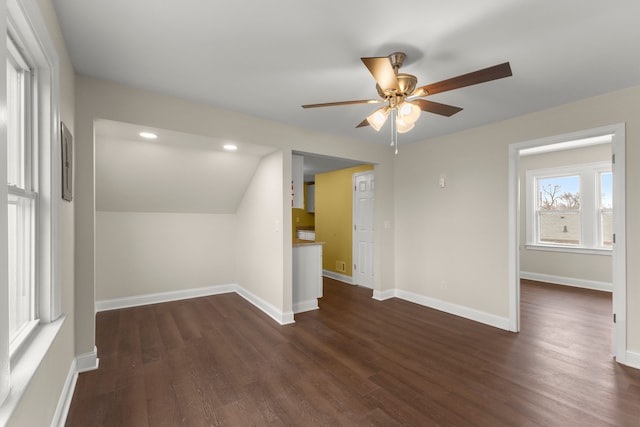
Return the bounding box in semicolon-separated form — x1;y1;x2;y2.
353;171;375;288
508;123;627;363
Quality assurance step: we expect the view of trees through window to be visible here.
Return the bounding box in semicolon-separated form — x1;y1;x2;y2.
538;175;581;244
536;172;612;247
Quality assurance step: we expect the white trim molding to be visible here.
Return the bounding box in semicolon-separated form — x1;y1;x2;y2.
51;359;78;427
625;350;640;370
76;346;99;373
235;286;295;325
372;289;395;301
393;289;510;331
322;270;354;285
95;284;237;312
96;283;296;326
0;317;65;425
520;271;613;292
293;300;319;314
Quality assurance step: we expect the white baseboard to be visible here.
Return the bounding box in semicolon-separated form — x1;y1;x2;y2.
76;346;99;373
394;289;510;331
52;359;78;427
235;286;295;325
96;283;237;312
373;289;395;301
97;283;296;326
520;271;612;292
293;299;319;314
624;350;640;370
322;270;353;285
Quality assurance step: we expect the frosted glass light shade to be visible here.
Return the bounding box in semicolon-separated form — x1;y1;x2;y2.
399;101;421;124
366;107;389;131
397;117;415;133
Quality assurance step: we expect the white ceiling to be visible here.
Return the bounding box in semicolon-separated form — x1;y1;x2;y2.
53;0;640;147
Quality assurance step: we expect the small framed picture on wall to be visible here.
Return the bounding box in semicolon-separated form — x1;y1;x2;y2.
61;122;73;201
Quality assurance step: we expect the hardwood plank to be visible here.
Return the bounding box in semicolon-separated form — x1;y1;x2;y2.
66;278;640;426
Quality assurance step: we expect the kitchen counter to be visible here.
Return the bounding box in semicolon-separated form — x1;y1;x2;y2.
292;239;325;247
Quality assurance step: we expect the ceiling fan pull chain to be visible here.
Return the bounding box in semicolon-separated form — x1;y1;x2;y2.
390;107;398;154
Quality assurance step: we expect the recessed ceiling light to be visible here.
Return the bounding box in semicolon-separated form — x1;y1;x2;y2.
139;131;158;139
223;144;238;151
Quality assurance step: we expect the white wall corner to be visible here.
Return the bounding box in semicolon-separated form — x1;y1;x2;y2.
394;289;511;331
235;286;295;325
293;300;319;314
372;289;395;301
76;346;99;373
51;358;78;427
624;350;640;370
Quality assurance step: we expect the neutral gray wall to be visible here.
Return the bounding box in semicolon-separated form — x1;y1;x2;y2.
394;85;640;354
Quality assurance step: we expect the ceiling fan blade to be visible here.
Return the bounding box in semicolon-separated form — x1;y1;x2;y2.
356;118;370;128
301;99;383;108
413;99;463;117
361;56;400;93
414;62;512;96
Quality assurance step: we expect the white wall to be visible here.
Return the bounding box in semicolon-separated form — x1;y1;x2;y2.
235;151;289;319
96;212;237;301
519;144;612;286
395;84;640;356
395;125;511;318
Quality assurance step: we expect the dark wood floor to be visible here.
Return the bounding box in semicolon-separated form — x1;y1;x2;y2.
66;279;640;426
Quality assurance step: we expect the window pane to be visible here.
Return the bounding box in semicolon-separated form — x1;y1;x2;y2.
537;175;580;245
8;193;35;342
7;57;26;188
539;210;581;245
600;172;613;247
538;175;580;210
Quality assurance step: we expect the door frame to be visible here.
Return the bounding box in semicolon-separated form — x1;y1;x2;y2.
352;170;375;288
508;123;627;363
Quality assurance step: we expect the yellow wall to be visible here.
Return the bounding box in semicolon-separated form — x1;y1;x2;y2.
315;164;373;277
291;183;315;240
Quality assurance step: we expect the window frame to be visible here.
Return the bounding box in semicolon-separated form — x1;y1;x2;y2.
6;30;39;351
525;161;612;254
1;0;63;418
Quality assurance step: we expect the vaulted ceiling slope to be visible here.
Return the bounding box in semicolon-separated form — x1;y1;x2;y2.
54;1;640;145
95;120;276;213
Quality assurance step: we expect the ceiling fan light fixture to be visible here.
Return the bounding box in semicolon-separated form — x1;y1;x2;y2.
399;101;421;125
396;117;415;134
366;107;389;131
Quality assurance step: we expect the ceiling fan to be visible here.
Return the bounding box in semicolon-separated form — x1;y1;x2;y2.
302;52;512;153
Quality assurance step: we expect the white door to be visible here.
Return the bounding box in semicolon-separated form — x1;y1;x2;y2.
353;171;374;288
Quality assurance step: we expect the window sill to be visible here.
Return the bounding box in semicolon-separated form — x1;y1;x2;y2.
525;244;612;256
0;315;65;425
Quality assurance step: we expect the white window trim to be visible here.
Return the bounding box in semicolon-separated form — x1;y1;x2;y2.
1;0;62;420
525;161;612;254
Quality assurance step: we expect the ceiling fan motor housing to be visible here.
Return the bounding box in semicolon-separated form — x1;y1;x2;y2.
376;73;417;98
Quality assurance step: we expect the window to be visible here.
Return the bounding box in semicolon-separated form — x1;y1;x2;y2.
2;0;63;417
526;162;612;252
7;34;38;348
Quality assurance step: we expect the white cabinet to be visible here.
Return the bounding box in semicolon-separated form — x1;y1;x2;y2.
306;184;315;213
292;154;304;209
292;243;323;314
